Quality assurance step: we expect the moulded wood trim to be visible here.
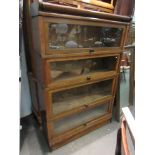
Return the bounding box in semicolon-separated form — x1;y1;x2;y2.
47;71;118;90
45;53;120;62
45;74;117;92
35;2;132;22
43;15;128;26
41;50;123;59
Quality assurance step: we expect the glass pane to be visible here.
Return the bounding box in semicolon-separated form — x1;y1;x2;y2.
53;103;108;134
51;56;117;82
48;23;123;50
52;79;113;115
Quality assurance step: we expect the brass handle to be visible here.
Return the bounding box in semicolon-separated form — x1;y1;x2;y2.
84;104;89;108
83;123;87;127
89;49;94;53
86;76;91;80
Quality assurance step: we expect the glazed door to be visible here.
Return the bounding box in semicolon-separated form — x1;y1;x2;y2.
48;24;123;49
47;78;116;121
52;103;110;135
44;17;127;55
45;54;120;87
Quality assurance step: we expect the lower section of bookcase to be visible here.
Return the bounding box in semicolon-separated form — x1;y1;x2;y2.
48;113;112;149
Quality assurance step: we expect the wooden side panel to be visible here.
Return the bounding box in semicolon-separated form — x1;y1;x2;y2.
32;52;46;86
28;73;42;124
31;16;46;55
31;17;41;54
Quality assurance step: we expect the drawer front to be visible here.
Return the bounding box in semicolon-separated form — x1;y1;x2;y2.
42;17;127;56
28;74;42;123
44;54;120;88
46;77;117;121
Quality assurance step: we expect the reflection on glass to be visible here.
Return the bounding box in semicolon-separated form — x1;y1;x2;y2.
48;23;123;49
53;103;108;134
51;56;117;82
52;80;112;115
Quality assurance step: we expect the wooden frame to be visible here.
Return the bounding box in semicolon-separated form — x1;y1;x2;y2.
34;76;117;118
28;73;42;124
44;18;125;55
35;53;121;88
46;76;116;120
31;13;129;57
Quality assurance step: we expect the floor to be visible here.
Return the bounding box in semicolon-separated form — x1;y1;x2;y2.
20;117;121;155
20;69;134;155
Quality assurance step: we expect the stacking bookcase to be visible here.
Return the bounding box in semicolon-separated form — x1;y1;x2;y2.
26;1;131;149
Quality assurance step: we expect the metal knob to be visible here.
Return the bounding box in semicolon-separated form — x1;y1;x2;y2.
86;76;91;80
84;104;88;108
89;49;94;53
